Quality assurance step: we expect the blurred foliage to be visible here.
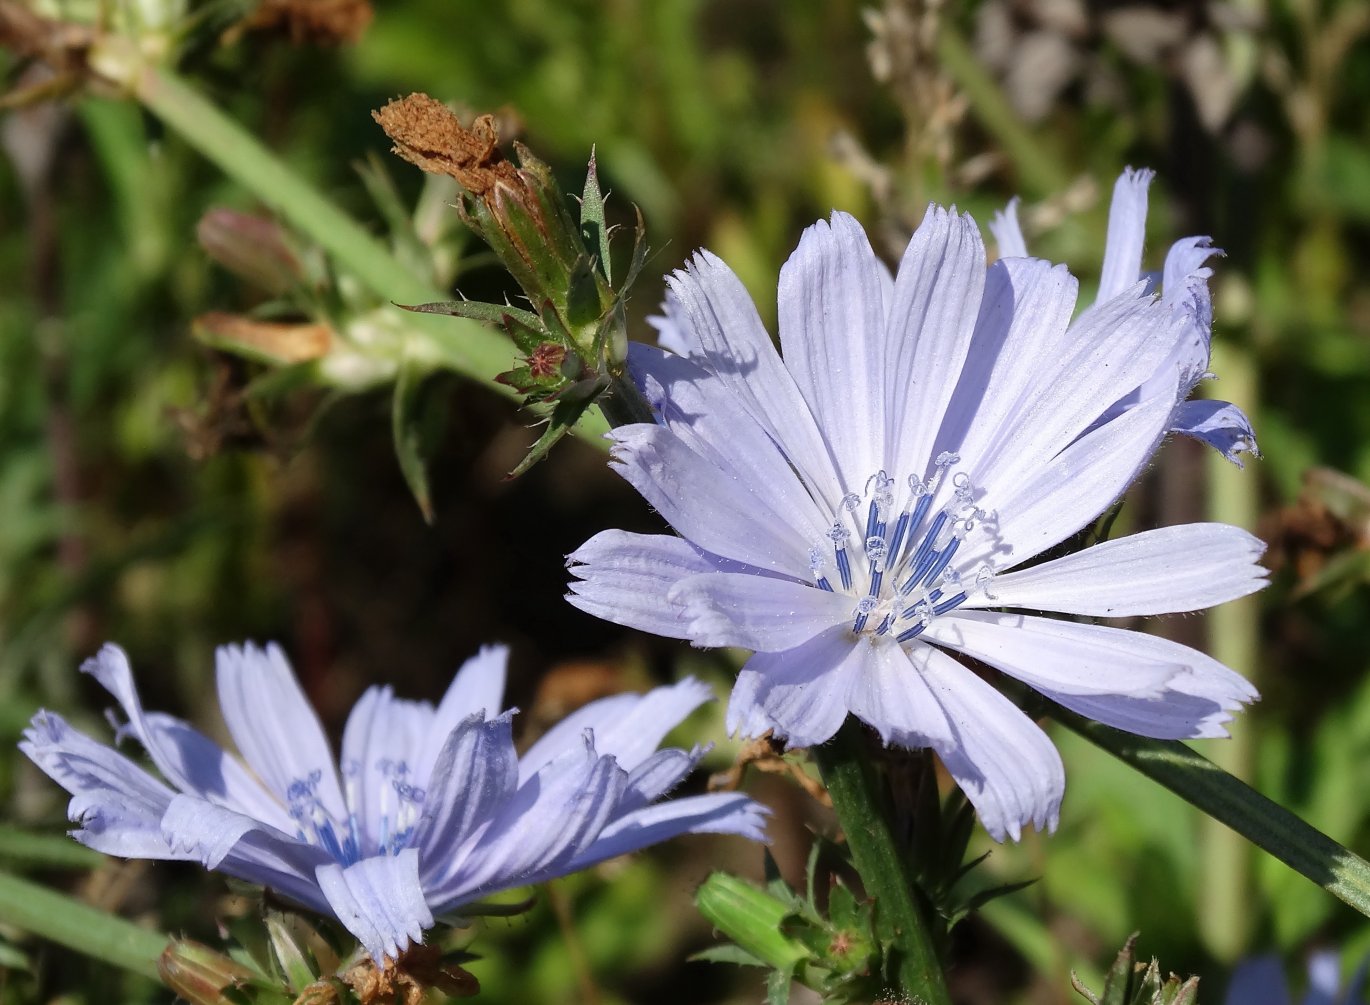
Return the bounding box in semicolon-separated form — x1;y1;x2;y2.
3;0;1370;1002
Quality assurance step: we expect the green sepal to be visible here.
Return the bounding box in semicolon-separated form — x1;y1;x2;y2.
506;380;606;479
691;945;768;969
513;146;589;268
262;909;340;995
693;872;810;976
565;253;607;336
1071;934;1200;1005
766;966;796;1005
579;148;612;285
158;939;287;1005
399;299;543;352
493;182;574;313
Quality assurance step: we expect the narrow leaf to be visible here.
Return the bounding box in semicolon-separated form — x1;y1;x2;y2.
0;825;102;869
1050;701;1370;920
0;870;167;981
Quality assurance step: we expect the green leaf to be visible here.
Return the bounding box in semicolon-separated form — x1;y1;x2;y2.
392;361;436;523
579;148;612;285
0;869;168;981
1051;700;1370;921
0;826;103;869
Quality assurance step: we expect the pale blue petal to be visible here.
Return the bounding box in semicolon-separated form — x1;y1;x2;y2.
989;198;1028;259
80;644;292;829
993;619;1258;739
647;290;694;357
608;423;813;574
628;343;834;541
316;847;432;964
961;387;1175;570
665;251;838;495
427;645;508;752
339;687;430;856
967;288;1177;501
448;745;627;899
561;793;770;872
885;206;987;475
161;797;343;917
1097;167;1156;302
726;626;864;748
845;640;956;750
567;530;726;639
967;524;1268;616
1173;398;1259;466
916;645;1064;842
20;711;181;858
1162;235;1219;303
933;257;1078;464
520;677;713;780
778;212;891;488
923;612;1182;698
414;712;517;887
669;571;850;650
216;643;347;822
617;746;704;813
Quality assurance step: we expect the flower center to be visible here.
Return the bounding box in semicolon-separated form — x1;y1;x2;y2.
807;453;999;644
289;759;427;866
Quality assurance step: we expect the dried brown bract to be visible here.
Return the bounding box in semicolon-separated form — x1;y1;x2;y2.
710;734;832;807
372;94;522;197
343;945;479;1005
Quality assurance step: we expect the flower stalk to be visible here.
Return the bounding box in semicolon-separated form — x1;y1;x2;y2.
812;722;953;1005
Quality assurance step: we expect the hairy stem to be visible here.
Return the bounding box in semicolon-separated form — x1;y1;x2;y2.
813;721;952;1005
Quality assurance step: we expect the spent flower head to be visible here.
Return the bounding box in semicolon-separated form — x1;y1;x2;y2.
21;643;766;964
568;170;1266;842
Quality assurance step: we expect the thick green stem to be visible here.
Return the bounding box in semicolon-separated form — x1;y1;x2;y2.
1198;342;1260;958
1052;704;1370;918
0;870;168;980
812;721;952;1005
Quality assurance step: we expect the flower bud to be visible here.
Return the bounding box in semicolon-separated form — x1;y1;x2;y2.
196;209;303;295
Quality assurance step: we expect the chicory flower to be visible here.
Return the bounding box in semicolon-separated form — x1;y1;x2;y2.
568;174;1266;841
22;643;767;964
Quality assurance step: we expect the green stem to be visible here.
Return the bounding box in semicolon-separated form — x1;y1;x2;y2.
0;870;168;980
812;721;952;1005
1198;342;1260;958
85;47;535;405
1052;704;1370;918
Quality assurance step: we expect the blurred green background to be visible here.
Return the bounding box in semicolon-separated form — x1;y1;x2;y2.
3;0;1370;1001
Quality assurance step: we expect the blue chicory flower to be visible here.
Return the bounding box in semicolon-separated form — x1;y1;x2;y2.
568;173;1267;842
991;167;1258;465
21;643;767;964
1226;952;1369;1005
